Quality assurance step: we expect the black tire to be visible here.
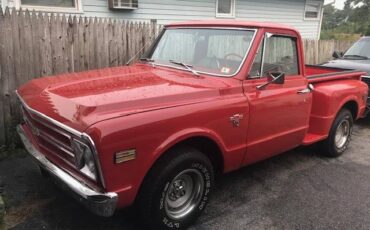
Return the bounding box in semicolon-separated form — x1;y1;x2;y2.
318;108;353;157
136;146;214;230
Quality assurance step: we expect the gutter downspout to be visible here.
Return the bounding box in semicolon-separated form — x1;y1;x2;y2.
317;1;325;40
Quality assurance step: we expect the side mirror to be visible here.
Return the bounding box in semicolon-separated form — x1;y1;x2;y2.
332;51;343;59
257;72;285;90
268;72;285;84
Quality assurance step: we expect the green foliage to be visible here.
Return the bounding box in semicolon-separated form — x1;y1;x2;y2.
321;0;370;39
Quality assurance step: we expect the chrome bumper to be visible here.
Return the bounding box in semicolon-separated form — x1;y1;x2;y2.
17;125;118;217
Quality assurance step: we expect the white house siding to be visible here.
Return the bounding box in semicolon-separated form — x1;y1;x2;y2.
235;0;323;39
82;0;217;22
2;0;324;39
82;0;324;39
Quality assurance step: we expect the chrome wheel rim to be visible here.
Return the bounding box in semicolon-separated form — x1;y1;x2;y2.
335;119;350;149
165;169;204;220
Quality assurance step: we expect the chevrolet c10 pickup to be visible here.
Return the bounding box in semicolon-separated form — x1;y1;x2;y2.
16;20;368;229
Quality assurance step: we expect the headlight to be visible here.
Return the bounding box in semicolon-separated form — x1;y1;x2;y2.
71;138;97;181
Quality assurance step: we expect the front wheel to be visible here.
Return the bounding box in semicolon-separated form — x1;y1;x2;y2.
137;146;214;230
318;108;353;157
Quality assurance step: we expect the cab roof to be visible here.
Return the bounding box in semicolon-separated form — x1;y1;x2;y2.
166;20;299;34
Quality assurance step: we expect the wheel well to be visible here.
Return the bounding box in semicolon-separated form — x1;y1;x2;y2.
175;136;224;175
134;136;224;206
342;100;358;119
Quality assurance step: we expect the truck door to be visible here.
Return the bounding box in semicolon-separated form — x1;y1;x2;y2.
242;31;312;166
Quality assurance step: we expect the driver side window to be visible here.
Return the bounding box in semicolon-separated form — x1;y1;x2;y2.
249;34;299;78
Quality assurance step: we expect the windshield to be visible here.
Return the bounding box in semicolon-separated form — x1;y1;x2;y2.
148;28;256;76
344;38;370;59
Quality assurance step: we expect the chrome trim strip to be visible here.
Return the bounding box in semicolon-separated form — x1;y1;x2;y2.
260;33;268;78
38;142;77;169
16;91;82;137
16;90;107;188
39;131;75;158
81;133;106;188
168;26;258;31
32;115;73;140
17;125;118;217
150;27;258;78
22;104;71;139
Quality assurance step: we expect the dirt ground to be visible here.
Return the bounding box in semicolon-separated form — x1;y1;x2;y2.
1;118;370;230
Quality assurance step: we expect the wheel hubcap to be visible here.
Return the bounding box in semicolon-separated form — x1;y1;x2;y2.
165;169;204;220
335;119;350;149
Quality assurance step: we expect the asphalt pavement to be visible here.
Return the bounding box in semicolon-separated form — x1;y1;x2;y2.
1;118;370;230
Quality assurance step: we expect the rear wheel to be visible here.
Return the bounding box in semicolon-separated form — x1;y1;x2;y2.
318;108;353;157
137;146;214;230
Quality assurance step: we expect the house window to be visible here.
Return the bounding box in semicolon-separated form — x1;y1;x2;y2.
108;0;138;9
21;0;75;7
304;0;322;20
216;0;235;18
15;0;82;12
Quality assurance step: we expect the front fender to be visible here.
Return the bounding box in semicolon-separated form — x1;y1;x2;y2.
87;95;249;209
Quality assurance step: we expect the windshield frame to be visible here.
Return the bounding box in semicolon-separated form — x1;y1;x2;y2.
144;27;258;78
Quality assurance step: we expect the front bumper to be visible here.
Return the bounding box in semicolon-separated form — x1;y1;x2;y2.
17;125;118;217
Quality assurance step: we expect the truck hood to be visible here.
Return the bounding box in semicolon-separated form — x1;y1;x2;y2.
321;59;370;75
18;64;230;132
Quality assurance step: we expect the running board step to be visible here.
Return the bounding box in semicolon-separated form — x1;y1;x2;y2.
302;133;327;146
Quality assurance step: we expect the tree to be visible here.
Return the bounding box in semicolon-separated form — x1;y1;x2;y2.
321;0;370;39
349;0;370;35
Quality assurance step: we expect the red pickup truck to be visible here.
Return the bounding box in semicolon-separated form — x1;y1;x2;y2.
17;20;368;229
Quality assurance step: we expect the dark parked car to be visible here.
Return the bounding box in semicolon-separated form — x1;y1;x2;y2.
322;37;370;103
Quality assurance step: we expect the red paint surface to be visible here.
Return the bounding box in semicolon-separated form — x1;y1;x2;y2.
18;21;369;209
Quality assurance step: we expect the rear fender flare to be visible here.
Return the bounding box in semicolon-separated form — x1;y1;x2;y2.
336;95;361;119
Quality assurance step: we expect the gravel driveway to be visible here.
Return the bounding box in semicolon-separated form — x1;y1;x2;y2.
1;118;370;230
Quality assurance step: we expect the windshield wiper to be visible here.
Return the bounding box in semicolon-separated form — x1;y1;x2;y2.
343;54;369;60
169;60;200;76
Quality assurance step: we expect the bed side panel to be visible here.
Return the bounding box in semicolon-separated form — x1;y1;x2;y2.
308;79;368;137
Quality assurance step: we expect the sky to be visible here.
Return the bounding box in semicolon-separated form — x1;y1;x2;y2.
324;0;346;9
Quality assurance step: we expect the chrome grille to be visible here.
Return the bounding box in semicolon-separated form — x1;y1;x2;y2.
21;105;76;167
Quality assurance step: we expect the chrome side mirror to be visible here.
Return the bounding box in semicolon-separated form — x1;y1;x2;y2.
257;72;285;90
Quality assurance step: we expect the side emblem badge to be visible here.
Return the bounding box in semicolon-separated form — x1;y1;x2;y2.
230;114;244;127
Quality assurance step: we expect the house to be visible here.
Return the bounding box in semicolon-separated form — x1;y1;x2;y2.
1;0;324;39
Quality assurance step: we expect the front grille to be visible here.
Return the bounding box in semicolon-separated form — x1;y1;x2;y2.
21;105;76;167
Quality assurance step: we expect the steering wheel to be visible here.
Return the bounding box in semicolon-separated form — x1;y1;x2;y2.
224;53;244;61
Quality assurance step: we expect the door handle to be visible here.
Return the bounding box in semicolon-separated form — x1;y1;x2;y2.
297;84;314;94
297;88;311;94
